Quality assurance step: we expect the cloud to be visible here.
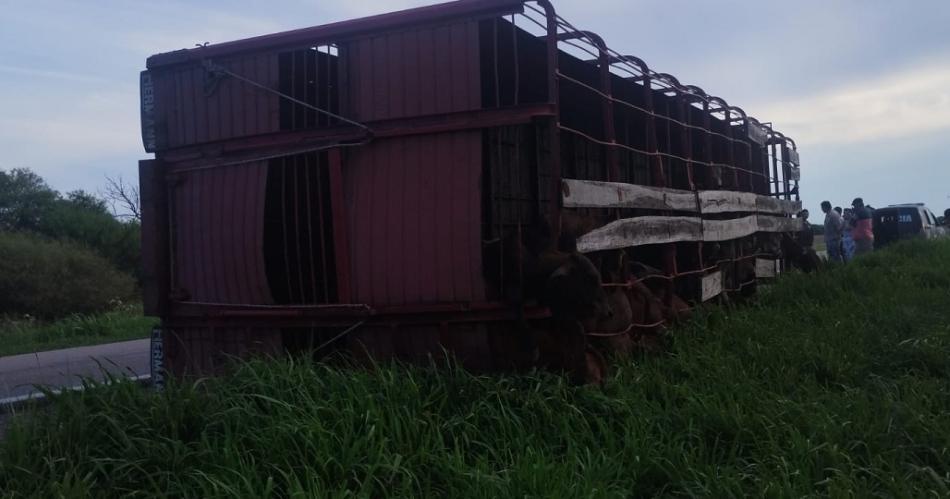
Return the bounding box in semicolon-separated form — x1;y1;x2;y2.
798;129;950;217
0;85;143;186
756;59;950;146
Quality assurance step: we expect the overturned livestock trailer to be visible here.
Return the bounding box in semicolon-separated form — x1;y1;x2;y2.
139;0;803;381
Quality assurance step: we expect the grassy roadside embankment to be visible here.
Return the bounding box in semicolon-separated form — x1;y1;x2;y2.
0;304;156;358
1;239;949;497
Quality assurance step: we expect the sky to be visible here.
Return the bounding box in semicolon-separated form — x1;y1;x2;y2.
1;0;949;215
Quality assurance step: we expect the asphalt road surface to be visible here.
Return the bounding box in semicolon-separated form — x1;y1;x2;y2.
0;339;150;401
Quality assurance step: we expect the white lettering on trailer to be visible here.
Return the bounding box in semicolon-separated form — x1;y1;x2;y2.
140;71;157;152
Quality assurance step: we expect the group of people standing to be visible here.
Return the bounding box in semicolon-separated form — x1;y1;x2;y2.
820;197;874;263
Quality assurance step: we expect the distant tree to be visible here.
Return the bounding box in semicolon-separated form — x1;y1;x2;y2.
37;190;139;276
39;190;114;243
102;175;140;222
0;168;58;232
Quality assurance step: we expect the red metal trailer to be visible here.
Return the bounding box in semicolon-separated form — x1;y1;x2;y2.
139;0;803;380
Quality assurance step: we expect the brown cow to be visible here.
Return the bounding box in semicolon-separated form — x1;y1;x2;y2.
483;219;612;383
781;232;822;273
585;287;635;360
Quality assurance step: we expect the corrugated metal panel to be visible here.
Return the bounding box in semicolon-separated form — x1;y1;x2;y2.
154;53;281;149
171;162;273;304
344;132;484;306
346;20;480;122
149;18;480;151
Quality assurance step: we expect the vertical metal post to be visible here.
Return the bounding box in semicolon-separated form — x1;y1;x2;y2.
292;156;305;301
645;81;675;308
793;150;800;203
780;143;791;200
493;19;501;107
139;158;170;317
328;148;351;302
702;101;714;188
280;157;294;302
313;46;319;127
681;97;695;191
326;46;333;124
643;75;665;186
769;134;780;197
664;97;672;186
724;108;738;189
511;15;520;106
290;51;297;130
745;120;756;193
592;36;618;183
538;0;561;236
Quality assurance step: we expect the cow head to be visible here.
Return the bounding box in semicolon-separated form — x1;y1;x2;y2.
543;252;612;322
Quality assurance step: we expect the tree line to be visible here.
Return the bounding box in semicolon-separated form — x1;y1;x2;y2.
0;168;140;278
0;168;141;319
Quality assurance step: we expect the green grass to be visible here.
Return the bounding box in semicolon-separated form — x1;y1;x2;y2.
2;240;950;497
0;304;156;357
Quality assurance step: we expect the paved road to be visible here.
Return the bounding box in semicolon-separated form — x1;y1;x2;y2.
0;339;150;400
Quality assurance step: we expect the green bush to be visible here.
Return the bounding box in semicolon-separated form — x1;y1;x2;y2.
0;232;135;319
37;190;141;279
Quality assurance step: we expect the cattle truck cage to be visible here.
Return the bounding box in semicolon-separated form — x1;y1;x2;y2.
139;0;803;377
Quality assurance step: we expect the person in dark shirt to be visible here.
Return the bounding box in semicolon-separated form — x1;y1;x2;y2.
782;209;821;272
797;209;814;248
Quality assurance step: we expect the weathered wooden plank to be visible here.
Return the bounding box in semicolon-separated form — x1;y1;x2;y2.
699;190;757;213
702;216;758;242
701;193;801;215
756;196;801;215
577;216;703;252
756;215;804;233
755;258;778;278
701;271;723;302
562;179;698;212
575;214;805;252
563;178;802;215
